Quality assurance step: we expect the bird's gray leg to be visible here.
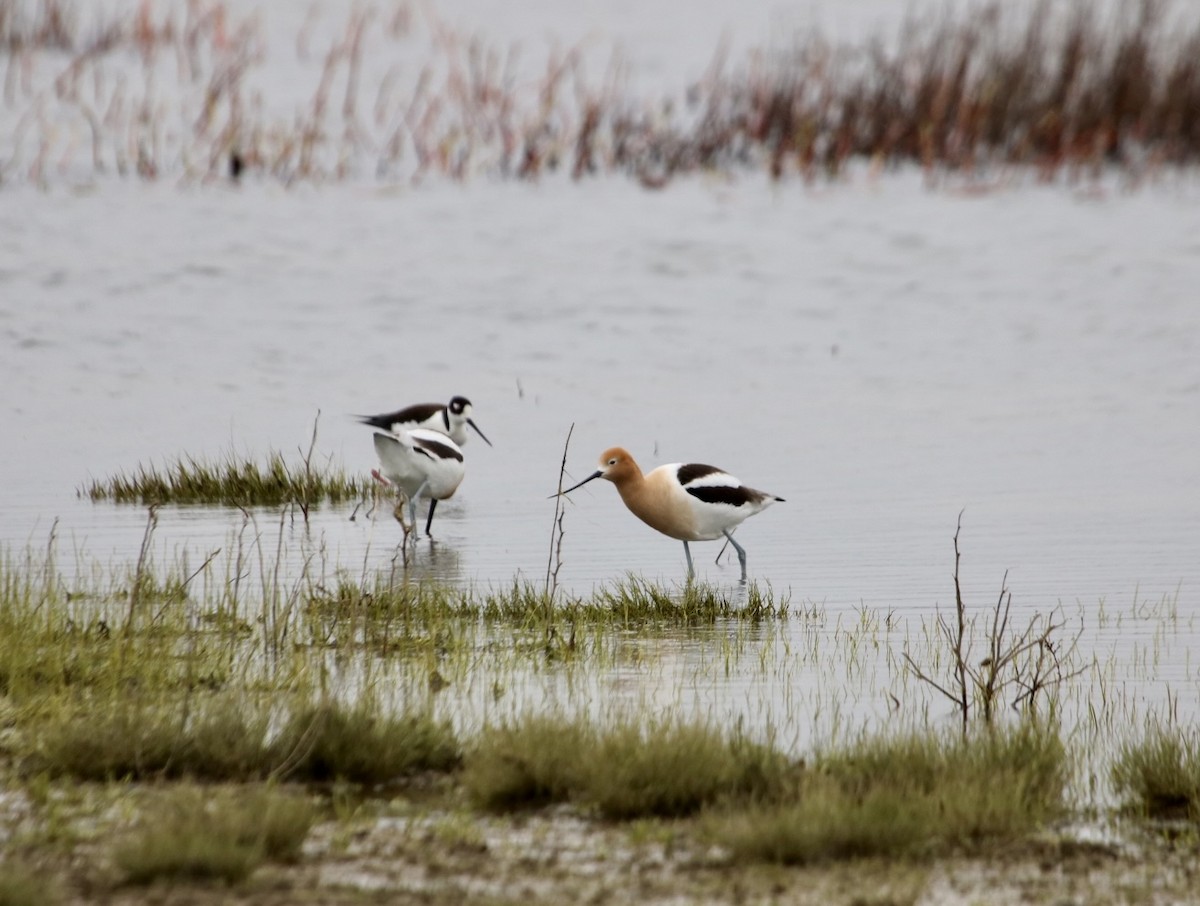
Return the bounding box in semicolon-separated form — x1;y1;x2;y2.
409;480;430;541
714;538;729;565
682;541;695;580
424;499;438;536
722;530;747;581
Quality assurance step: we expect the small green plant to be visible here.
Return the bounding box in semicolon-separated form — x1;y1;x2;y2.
1112;728;1200;820
112;785;316;885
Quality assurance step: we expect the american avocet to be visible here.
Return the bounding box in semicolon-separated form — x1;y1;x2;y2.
358;396;492;447
558;447;783;581
370;428;465;536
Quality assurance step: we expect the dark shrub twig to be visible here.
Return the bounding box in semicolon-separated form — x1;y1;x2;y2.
903;512;1086;735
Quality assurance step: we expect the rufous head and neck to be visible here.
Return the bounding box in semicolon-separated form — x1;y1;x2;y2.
560;447;643;494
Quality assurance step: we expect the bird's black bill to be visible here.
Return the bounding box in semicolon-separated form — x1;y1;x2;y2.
468;418;493;447
551;470;602;498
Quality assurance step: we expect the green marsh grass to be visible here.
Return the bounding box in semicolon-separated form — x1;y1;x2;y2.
80;449;369;507
26;696;462;786
112;785;316;885
1;520;1194;847
464;713;795;818
28;697;276;782
273;703;461;784
0;549;231;704
590;575;789;625
581;718;795;819
461;713;592;811
299;575;787;667
1112;728;1200;821
714;720;1067;864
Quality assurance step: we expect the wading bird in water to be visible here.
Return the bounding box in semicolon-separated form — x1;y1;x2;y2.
370;429;465;538
556;446;783;582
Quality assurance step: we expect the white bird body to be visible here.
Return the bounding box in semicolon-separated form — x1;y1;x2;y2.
372;428;465;535
560;446;783;581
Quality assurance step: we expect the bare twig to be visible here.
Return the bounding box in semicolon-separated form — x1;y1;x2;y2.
298;409;321;527
903;512;1083;735
123;504;159;638
545;423;574;601
151;547;222;626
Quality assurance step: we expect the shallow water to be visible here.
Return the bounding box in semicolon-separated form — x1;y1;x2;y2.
5;176;1197;607
2;0;1199;757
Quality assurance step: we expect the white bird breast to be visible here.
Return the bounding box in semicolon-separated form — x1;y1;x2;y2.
372;429;465;500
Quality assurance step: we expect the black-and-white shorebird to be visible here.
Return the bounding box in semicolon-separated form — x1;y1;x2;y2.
357;395;491;447
370;428;466;537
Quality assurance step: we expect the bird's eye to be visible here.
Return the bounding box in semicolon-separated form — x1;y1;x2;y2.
607;457;618;466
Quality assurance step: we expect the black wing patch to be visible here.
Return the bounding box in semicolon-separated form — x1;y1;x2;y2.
414;436;464;462
686;485;753;507
676;463;723;486
360;402;443;429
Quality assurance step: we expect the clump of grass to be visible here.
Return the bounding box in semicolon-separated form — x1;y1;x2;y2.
1112;728;1200;821
112;785;316;886
590;576;789;626
581;718;794;819
27;696;462;787
27;698;276;782
464;713;795;818
479;580;559;623
80;449;368;507
273;703;462;785
714;720;1067;864
462;714;593;811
